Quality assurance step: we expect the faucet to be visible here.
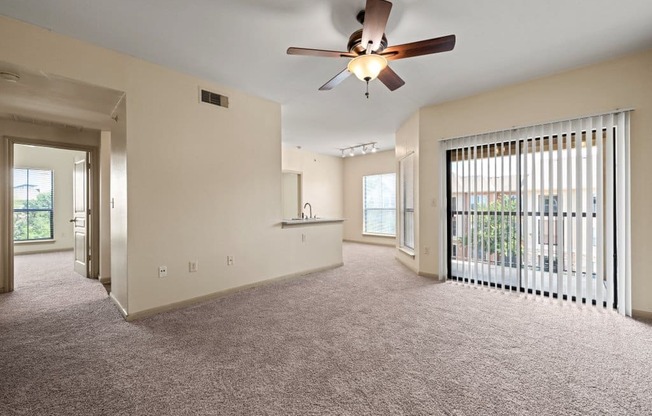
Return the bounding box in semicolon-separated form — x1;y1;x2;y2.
303;202;313;219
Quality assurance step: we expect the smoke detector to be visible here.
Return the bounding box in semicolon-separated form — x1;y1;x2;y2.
0;71;20;83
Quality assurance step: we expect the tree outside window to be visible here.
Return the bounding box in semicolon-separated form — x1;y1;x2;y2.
469;194;520;266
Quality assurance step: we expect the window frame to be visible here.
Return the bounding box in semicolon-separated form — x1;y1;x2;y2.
362;172;396;237
13;168;54;242
399;153;415;251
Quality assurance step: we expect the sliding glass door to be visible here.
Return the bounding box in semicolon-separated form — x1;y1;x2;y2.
446;117;623;309
448;142;520;290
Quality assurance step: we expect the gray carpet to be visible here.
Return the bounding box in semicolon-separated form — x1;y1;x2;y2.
1;244;651;415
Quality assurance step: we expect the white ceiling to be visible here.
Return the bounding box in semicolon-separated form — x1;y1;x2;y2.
1;0;652;155
0;62;125;130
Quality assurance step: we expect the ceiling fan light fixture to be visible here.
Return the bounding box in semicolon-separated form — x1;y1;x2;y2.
347;54;387;82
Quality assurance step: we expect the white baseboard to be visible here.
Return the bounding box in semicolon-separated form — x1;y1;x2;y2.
99;275;111;284
14;248;73;255
418;271;441;280
395;253;418;273
121;262;344;322
343;239;395;247
109;292;128;319
633;309;652;322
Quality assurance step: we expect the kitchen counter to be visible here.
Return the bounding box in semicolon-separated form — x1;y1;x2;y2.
281;218;345;228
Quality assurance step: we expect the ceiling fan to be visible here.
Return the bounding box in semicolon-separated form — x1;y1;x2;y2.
286;0;456;98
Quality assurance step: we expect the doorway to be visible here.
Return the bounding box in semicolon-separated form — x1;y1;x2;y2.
14;144;91;284
6;138;100;291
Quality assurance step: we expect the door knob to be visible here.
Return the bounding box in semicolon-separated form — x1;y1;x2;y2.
69;218;77;223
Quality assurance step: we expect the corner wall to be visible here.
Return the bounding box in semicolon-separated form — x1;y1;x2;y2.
0;16;342;316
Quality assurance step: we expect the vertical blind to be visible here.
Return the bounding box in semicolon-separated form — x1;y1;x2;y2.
399;153;415;250
363;173;396;236
439;111;631;316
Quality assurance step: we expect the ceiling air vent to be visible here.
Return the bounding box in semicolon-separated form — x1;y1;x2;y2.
200;88;229;109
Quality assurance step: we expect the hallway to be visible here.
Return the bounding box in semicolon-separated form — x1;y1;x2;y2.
11;250;109;312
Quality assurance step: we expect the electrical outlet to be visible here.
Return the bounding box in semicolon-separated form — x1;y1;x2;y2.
189;261;198;272
158;265;168;278
301;233;306;243
226;255;234;266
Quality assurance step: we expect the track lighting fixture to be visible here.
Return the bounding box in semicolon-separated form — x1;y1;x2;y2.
340;142;379;158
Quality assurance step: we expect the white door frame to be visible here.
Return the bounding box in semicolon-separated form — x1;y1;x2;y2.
1;136;100;292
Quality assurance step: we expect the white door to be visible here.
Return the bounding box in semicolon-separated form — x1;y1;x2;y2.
72;157;89;277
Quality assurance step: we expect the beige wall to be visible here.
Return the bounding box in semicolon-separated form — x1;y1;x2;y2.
282;146;343;219
109;100;128;309
342;150;396;246
395;113;420;272
417;48;652;312
99;131;111;282
281;172;301;219
0;16;342;316
13;143;86;254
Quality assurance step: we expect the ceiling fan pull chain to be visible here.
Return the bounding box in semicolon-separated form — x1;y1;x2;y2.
365;78;370;99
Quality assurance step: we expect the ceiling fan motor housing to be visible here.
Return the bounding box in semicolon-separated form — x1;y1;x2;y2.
347;29;388;54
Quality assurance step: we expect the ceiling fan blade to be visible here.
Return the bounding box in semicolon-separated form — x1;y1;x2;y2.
361;0;392;53
377;66;405;91
382;34;456;61
319;68;352;91
287;47;356;58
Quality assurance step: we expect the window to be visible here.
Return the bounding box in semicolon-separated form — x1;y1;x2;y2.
469;195;488;210
363;173;396;236
539;195;558;214
399;153;414;250
14;168;54;241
